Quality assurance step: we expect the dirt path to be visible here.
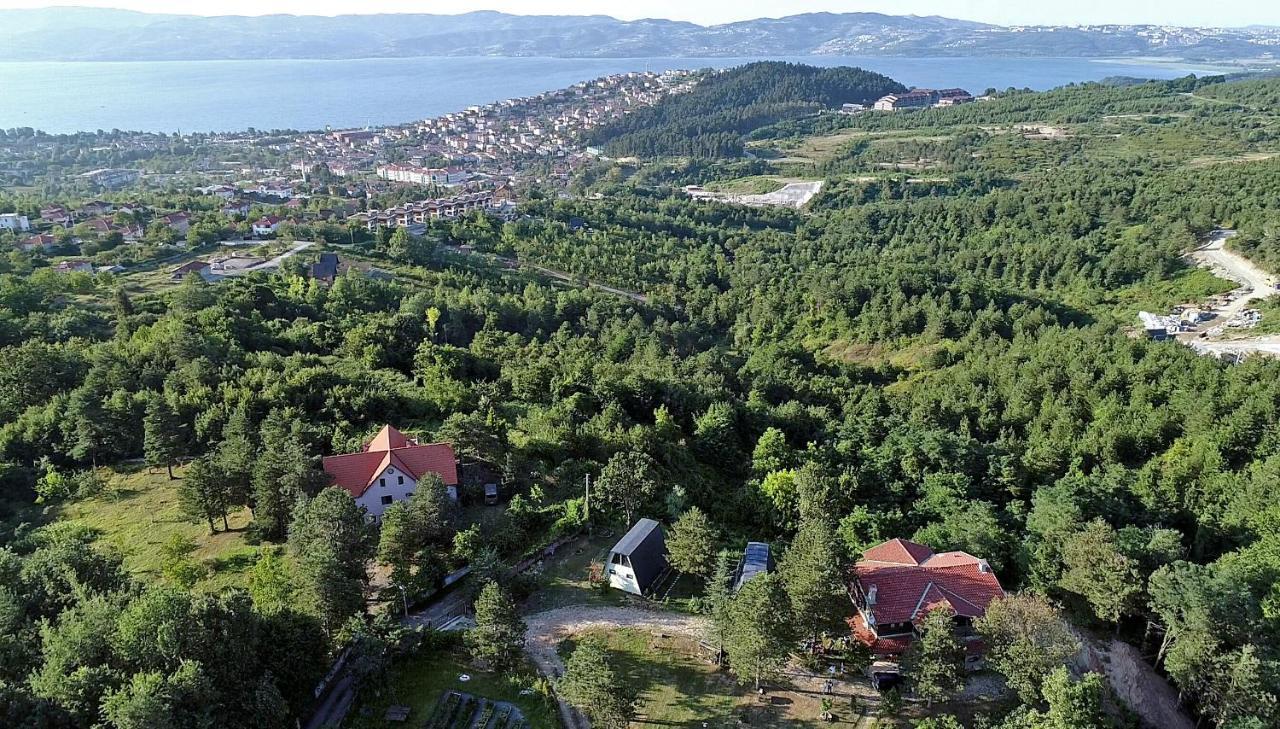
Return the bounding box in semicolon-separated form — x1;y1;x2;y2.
1187;229;1273;320
1180;229;1280;358
522;605;708;729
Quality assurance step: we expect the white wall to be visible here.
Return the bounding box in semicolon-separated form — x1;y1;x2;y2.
355;464;418;521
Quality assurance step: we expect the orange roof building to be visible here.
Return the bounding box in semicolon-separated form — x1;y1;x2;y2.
322;425;459;521
849;538;1005;665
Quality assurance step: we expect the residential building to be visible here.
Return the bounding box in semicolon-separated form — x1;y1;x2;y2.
849;538;1005;668
321;425;460;521
79;168;139;190
309;252;341;284
350;191;495;231
874;88;973;111
0;213;31;232
606;518;668;596
161;212;191;235
18;233;58;252
170;260;211;281
55;259;94;274
874;90;936;111
252;215;282;237
79;200;114;217
41;206;71;225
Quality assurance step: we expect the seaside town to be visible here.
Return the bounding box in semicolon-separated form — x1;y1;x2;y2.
0;69;699;269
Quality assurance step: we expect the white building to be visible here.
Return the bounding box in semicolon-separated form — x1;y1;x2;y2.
321;425;460;521
0;213;30;232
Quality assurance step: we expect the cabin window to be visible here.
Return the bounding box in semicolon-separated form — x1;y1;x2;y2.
611;552;625;566
381;495;393;505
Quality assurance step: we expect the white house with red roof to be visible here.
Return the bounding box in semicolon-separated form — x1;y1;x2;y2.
849;538;1005;668
252;215;283;237
321;425;459;521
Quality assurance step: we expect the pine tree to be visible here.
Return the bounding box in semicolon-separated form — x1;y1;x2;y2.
143;393;185;480
1059;519;1141;628
778;515;847;643
177;455;231;534
253;413;324;541
666;506;717;579
557;637;636;729
976;593;1080;703
465;582;526;671
289;487;374;634
704;549;737;664
595;450;659;525
723;572;794;689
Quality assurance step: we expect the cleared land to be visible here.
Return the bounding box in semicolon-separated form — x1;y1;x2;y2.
342;650;558;729
54;464;260;590
704;176;787;195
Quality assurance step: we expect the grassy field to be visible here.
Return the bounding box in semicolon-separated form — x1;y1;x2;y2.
520;533;627;613
54;464;262;591
1073;266;1237;322
565;628;881;727
703;176;788;195
344;648;559;729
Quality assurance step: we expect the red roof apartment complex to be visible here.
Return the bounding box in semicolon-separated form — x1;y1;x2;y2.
849;538;1005;665
322;425;459;520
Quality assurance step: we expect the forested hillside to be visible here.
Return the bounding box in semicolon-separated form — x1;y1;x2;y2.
586;62;906;157
3;74;1280;728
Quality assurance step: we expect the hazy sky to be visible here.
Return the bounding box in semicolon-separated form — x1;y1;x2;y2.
1;1;1276;28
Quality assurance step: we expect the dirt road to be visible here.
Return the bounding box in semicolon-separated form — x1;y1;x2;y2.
1187;229;1273;320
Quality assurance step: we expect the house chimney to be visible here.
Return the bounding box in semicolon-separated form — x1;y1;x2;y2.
866;585;878;605
978;560;990;573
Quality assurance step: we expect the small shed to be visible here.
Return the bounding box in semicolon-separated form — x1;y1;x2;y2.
734;542;774;592
607;518;667;595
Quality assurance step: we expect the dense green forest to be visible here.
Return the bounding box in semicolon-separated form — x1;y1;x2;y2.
4;71;1280;728
585;62;905;158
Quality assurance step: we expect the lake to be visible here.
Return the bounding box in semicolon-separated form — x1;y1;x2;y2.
0;55;1231;134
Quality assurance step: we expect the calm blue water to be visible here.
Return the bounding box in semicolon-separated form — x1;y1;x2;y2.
0;55;1230;134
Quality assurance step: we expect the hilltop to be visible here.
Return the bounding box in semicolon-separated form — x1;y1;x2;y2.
1;7;1278;61
586;62;907;157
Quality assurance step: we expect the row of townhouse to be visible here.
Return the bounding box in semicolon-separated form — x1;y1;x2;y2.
349;191;496;231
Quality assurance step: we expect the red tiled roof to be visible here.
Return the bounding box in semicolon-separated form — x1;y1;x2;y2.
853;540;1004;627
862;538;934;566
849;614;912;657
322;425;458;498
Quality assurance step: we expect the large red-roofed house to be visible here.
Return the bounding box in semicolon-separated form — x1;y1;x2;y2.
322;425;459;521
850;538;1005;668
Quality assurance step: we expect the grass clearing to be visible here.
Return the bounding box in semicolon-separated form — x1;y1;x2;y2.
54;463;261;591
704;176;788;195
822;340;946;371
1074;266;1237;322
344;648;559;729
520;533;626;613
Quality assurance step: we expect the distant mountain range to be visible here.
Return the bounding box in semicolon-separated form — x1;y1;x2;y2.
2;7;1279;62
